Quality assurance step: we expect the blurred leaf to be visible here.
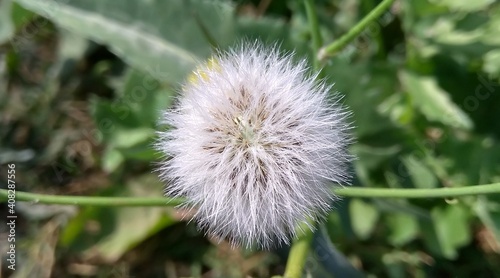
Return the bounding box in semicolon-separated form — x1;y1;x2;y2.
437;0;495;12
402;156;438;188
102;147;125;173
10;1;34;28
350;199;380;240
382;251;427;278
90;69;173;139
378;93;415;126
0;0;14;43
430;204;471;259
310;226;364;278
475;196;500;244
52;30;89;82
119;142;159;161
483;49;500;79
374;199;431;220
400;71;473;129
12;219;62;278
14;0;297;84
351;144;401;172
101;128;155;171
90;96;142;134
420;218;445;258
328;61;397;137
119;69;174;125
61;174;176;262
110;128;153;148
13;0;217;83
439;137;500;185
386;213;419;246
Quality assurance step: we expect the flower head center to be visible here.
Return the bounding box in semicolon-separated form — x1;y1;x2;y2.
233;115;256;145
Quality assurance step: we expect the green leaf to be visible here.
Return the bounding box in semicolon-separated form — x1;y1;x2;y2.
102;147;124;173
402;156;438;188
110;128;154;148
400;71;473;129
350;199;380;240
310;226;364;278
475;196;500;244
13;0;298;84
351;144;401;172
13;0;226;83
10;2;35;28
430;205;471;259
0;0;14;43
118;142;159;161
437;0;495;12
483;49;500;79
386;213;419;246
60;174;176;262
328;61;397;137
119;69;175;125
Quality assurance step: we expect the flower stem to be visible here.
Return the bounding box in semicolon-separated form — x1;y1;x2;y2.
303;0;322;72
283;222;315;278
0;189;185;206
318;0;396;60
1;183;499;206
334;183;500;198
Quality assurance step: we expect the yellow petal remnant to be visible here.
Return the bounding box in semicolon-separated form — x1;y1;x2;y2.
187;57;220;85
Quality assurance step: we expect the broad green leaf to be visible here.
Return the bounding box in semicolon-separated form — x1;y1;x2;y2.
101;127;155;171
351;144;401;171
89;96;140;139
111;128;154;148
119;69;175;125
350;199;380;240
374;199;431;220
420;218;445;258
483;49;500;79
378;93;415;126
435;0;495;12
0;0;14;43
402;156;438;188
10;2;35;28
90;68;174;138
102;147;124;173
328;61;397;137
13;0;231;83
386;213;419;246
61;174;175;262
400;71;473;129
119;143;159;161
14;0;298;85
430;205;471;259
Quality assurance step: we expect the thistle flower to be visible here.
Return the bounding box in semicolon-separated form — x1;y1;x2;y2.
156;43;352;249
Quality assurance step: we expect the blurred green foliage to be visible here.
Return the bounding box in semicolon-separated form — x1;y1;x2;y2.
1;0;499;277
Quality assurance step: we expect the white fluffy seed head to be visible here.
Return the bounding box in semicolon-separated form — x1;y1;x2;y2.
156;43;353;249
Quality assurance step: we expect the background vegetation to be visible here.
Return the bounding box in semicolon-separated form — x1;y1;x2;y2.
1;0;499;277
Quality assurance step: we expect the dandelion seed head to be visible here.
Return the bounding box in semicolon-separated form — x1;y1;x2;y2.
156;43;353;249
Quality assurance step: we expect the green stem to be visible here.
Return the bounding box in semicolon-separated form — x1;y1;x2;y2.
0;189;185;207
0;183;499;206
303;0;322;72
318;0;396;60
283;222;315;278
334;183;500;198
